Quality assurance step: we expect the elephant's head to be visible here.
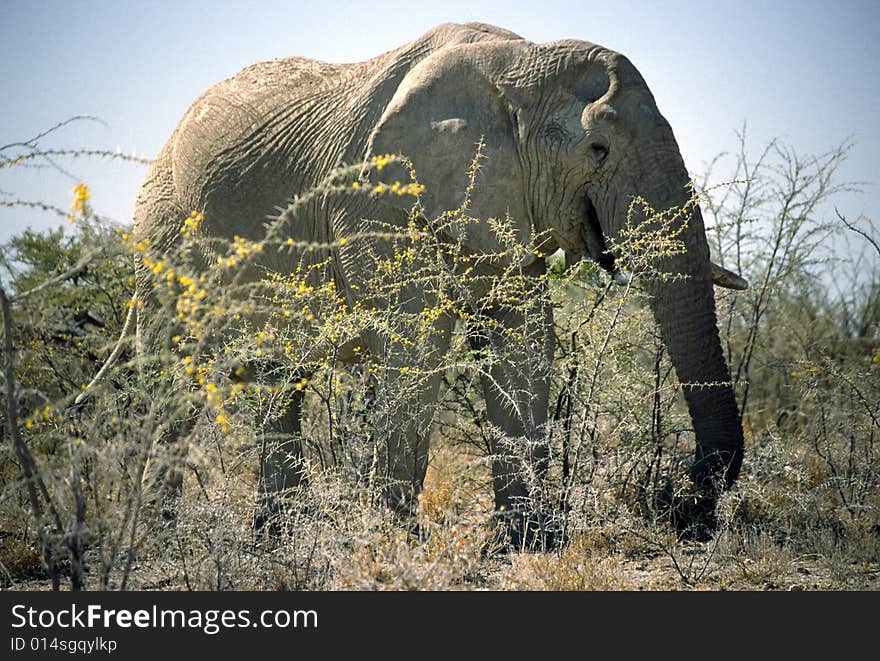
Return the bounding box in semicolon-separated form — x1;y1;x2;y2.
367;35;745;536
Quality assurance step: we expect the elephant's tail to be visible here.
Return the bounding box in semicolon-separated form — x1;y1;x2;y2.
74;295;137;405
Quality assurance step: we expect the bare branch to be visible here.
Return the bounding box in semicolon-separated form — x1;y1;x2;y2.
0;116;108;152
10;248;103;304
837;208;880;259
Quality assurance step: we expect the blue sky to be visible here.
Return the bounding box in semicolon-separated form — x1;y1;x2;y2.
1;0;878;247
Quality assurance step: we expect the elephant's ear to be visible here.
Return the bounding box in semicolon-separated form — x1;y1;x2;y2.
365;46;532;259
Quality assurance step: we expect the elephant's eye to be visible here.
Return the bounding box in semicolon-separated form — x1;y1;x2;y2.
589;141;609;163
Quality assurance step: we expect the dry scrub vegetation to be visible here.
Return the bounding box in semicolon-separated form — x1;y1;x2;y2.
1;127;878;590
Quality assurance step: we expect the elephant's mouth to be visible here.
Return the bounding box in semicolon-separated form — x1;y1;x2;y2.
580;194;616;274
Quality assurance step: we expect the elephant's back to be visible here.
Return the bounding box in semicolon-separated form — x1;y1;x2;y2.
228;57;346;100
161;23;529;245
168;56;350;242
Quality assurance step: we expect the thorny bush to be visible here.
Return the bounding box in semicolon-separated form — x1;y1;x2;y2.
1;131;877;590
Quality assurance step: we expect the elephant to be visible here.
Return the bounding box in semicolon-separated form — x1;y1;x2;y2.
126;21;747;545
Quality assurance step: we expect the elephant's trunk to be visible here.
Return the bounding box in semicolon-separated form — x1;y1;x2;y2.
630;174;744;536
646;245;744;482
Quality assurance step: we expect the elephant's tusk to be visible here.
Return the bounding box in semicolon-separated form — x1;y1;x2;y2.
74;294;136;405
710;262;749;290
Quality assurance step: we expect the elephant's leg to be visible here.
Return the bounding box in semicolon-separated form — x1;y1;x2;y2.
135;264;201;523
335;217;453;526
365;315;452;526
255;385;308;530
140;403;197;522
381;369;444;520
469;292;557;549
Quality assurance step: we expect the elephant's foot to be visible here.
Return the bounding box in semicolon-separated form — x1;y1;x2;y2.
659;485;718;542
140;481;183;531
406;521;430;544
253;487;317;536
252;496;282;535
492;509;563;553
160;494;181;526
382;480;424;522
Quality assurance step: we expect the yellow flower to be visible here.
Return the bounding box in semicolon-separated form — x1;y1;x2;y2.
68;182;91;222
181;210;203;236
371;154;394;170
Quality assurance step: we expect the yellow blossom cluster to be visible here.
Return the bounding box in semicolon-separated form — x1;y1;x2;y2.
370;154;395;170
372;181;426;197
136;234;211;338
68;182;91;223
22;403;62;431
355;153;426;197
200;381;232;434
142;254;166;276
175;272;209;332
219;235;264;269
181;210;203;236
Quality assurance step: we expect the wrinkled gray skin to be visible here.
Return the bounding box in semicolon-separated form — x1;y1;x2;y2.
135;22;744;543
